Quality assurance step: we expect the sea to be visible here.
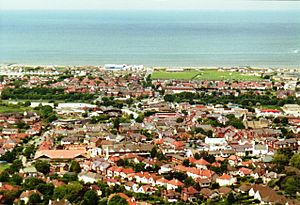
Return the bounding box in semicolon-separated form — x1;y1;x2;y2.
0;10;299;67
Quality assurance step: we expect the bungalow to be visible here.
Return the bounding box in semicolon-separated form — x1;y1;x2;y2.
181;186;199;202
216;174;236;186
167;179;184;190
248;184;293;205
162;190;181;203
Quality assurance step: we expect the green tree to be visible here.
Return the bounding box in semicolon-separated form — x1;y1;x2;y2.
82;190;99;205
9;174;23;185
134;163;145;172
282;176;300;196
290;153;300;169
36;183;54;198
34;160;50;175
0;171;10;182
176;118;184;123
69;160;81;173
23;177;45;190
23;146;36;159
108;195;128;205
226;193;235;205
53;182;83;203
182;159;190;167
28;193;42;204
194;152;200;160
150;146;158;158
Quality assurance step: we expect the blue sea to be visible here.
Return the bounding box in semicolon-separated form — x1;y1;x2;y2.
0;10;299;67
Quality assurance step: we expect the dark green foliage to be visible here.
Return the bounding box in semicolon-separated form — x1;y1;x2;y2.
53;182;83;203
182;159;190;167
108;195;128;205
81;190;99;205
9;174;23;186
28;193;42;204
164;92;300;107
1;87;95;101
0;170;10;182
23;177;45;190
69;161;81;173
34;160;50;175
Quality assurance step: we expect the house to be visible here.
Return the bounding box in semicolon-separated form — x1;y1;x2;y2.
282;104;300;117
216;174;236;186
194;158;210;169
196;178;211;188
181;186;199;202
19;190;43;204
217;187;232;197
48;199;72;205
238;167;252;177
262;171;278;184
156;177;169;187
20;166;38;177
137;185;153;195
78;172;101;184
200;188;217;199
248;184;295;205
255;109;282;117
162;190;181;202
167;179;184;190
34;150;87;161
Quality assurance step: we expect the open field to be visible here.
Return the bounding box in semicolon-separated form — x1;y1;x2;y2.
151;70;262;81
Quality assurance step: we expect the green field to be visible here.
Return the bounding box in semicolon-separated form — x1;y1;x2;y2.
151;70;262;81
0;104;31;114
0;163;10;172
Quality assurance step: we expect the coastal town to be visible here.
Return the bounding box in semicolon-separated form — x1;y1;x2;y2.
0;64;299;205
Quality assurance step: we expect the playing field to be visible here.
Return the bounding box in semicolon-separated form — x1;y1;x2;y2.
151;70;262;81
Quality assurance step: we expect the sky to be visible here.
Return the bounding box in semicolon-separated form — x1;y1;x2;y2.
0;0;299;10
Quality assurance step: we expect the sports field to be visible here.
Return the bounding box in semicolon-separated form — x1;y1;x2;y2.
151;70;262;81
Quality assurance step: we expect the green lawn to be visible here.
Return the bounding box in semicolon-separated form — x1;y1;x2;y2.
151;70;200;80
151;69;262;81
0;163;10;172
0;104;31;114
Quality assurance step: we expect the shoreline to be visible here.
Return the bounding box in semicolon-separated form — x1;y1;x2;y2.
1;63;300;70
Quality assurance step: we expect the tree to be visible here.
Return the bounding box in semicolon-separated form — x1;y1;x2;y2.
194;152;200;160
273;148;293;166
182;159;190;167
28;193;42;204
9;159;23;174
82;190;99;205
53;182;83;203
226;193;235;205
69;160;81;173
62;172;78;183
134;163;145;172
34;160;50;175
24;146;36;159
24;101;31;107
23;177;45;190
176;118;184;123
150;146;158;158
9;174;23;185
282;176;300;196
108;195;128;205
290;153;300;169
0;171;10;182
36;183;54;198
